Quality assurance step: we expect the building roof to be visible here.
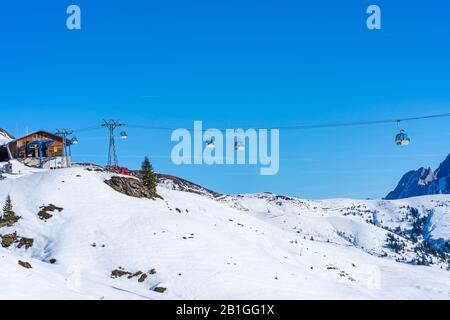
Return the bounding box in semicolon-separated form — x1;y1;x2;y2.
0;128;15;146
10;130;63;143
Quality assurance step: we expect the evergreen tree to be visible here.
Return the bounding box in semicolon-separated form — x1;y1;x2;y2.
141;156;158;197
385;233;404;253
2;195;13;218
1;195;20;224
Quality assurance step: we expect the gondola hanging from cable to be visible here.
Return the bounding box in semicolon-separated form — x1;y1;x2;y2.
120;131;128;140
395;121;410;146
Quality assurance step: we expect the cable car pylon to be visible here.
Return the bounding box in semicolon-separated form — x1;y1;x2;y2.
101;119;127;166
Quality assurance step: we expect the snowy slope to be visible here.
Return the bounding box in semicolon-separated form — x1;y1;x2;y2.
1;167;450;299
221;193;450;265
156;173;222;198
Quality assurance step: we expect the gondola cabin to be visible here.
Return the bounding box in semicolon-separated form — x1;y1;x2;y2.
395;130;411;147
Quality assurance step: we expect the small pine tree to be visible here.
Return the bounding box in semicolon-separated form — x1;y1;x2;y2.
141;156;158;197
2;195;20;224
2;195;14;219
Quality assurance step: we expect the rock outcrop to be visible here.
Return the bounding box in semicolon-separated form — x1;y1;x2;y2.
105;176;155;199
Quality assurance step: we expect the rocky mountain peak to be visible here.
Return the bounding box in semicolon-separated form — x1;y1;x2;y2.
385;153;450;200
435;153;450;179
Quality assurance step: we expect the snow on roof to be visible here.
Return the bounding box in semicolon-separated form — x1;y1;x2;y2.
0;128;14;146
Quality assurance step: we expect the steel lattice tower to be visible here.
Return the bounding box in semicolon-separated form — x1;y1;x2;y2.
102;120;125;166
55;129;74;168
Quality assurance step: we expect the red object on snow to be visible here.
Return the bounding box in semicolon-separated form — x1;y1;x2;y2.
105;165;133;176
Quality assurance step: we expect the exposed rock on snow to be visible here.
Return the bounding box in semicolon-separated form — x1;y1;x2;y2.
1;233;34;249
1;232;17;248
111;268;152;284
138;273;148;283
111;268;133;278
17;237;34;249
386;153;450;199
38;204;64;221
105;176;156;199
18;260;32;269
154;287;167;294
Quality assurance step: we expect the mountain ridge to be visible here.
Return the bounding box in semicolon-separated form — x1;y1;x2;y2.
386;153;450;200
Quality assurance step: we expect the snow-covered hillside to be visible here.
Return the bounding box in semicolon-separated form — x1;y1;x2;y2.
1;166;450;299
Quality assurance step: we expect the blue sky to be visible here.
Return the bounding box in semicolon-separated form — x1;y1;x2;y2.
0;0;449;199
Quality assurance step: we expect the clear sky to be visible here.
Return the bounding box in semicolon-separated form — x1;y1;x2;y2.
1;0;449;199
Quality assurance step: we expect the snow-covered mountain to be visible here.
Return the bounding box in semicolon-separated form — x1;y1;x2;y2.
386;153;450;200
1;165;450;299
156;173;222;199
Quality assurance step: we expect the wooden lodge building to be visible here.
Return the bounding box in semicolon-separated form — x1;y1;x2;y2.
0;129;68;167
8;131;64;159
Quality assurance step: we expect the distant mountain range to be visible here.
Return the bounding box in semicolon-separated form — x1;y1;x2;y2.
386;153;450;200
